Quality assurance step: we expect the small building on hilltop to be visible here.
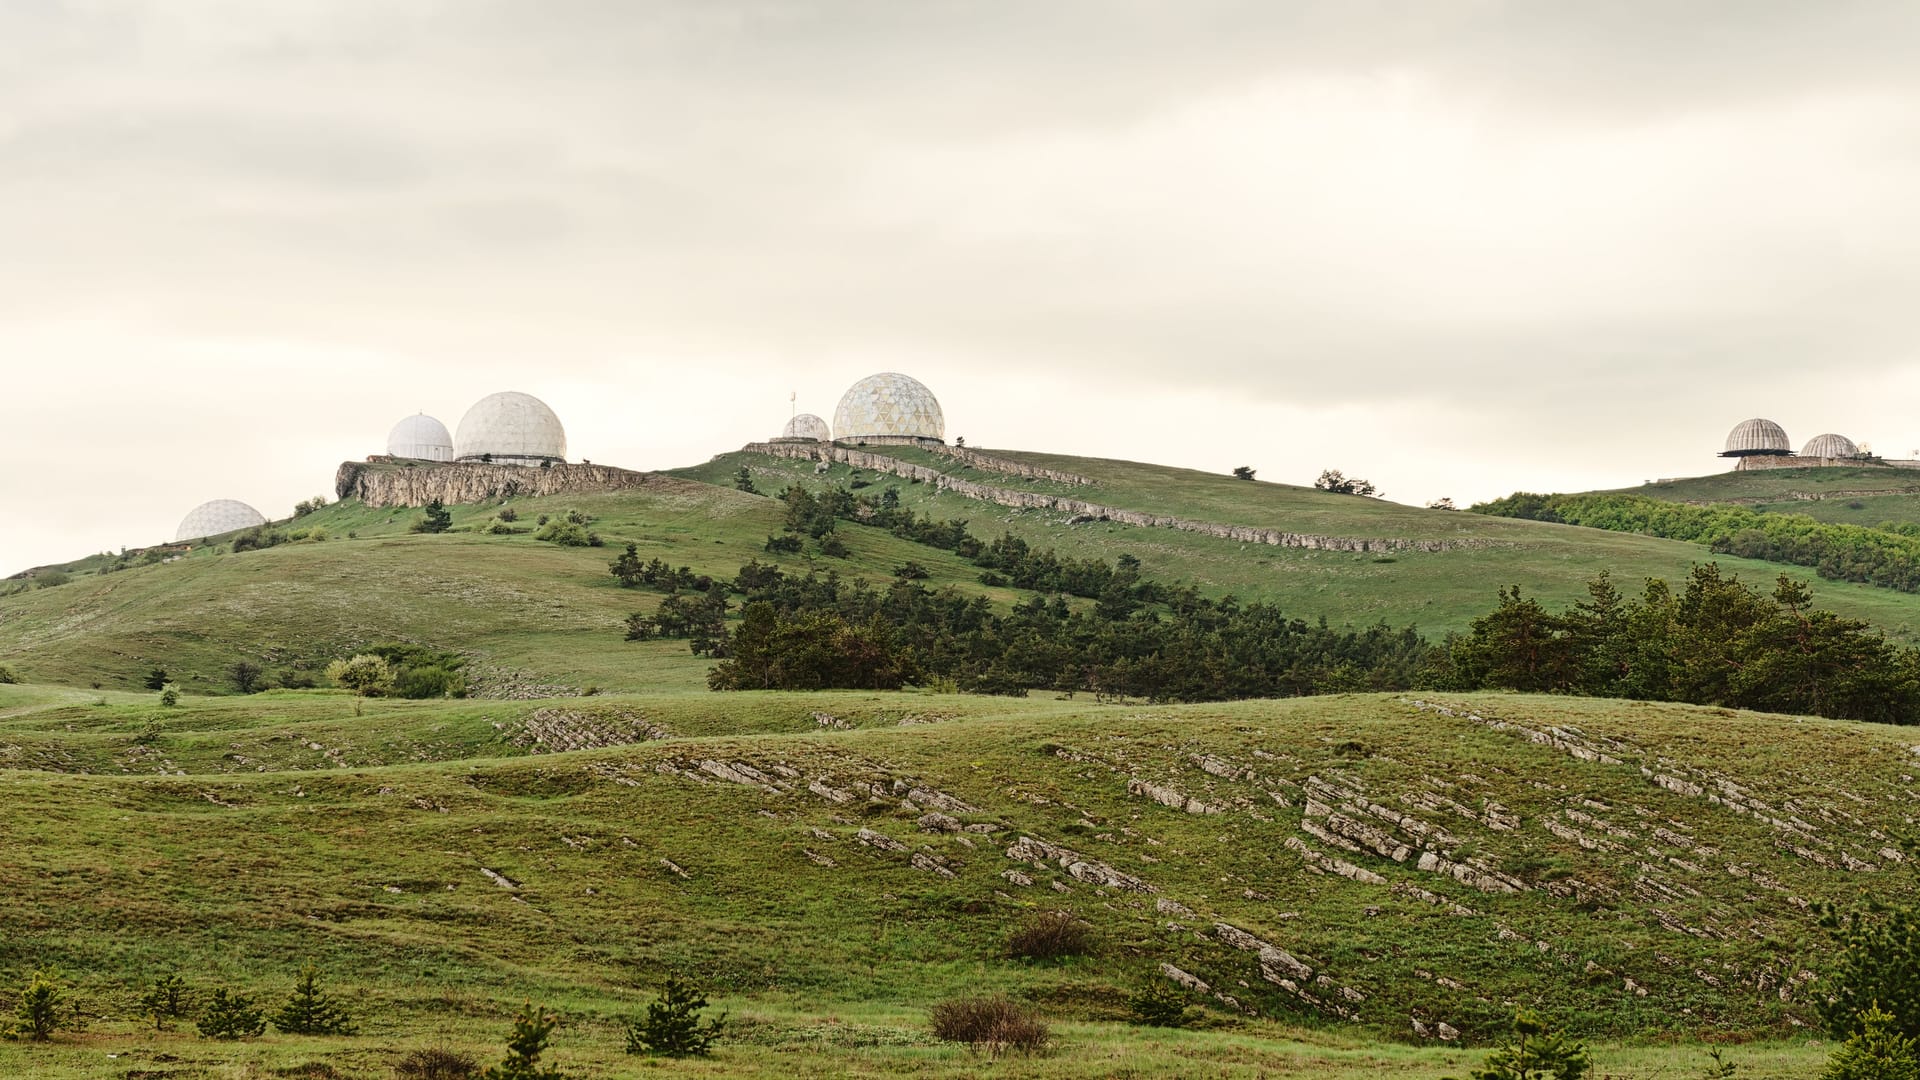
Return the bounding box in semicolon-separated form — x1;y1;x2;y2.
777;413;832;443
385;413;454;461
833;372;945;445
175;499;267;542
454;391;567;466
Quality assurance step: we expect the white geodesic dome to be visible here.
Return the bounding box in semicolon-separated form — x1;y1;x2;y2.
780;413;831;441
1721;418;1790;456
832;372;944;441
386;413;454;461
454;391;567;465
1801;433;1859;459
175;499;267;542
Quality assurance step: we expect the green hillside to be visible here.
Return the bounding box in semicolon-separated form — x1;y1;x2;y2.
678;447;1920;643
1621;465;1920;529
0;682;1882;1077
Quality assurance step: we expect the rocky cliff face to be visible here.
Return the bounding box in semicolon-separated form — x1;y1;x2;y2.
741;442;1491;553
335;459;664;507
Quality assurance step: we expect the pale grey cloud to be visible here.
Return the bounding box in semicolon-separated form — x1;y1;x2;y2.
4;1;1920;572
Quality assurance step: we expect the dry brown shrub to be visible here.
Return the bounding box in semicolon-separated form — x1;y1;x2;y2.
1005;909;1095;961
928;996;1051;1055
393;1045;479;1079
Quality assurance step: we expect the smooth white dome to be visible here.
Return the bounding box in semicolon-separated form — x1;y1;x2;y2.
1722;418;1790;456
1801;433;1859;459
780;413;831;441
386;413;454;461
455;391;567;465
833;372;944;440
175;499;267;542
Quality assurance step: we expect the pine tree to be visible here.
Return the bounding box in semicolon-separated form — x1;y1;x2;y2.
1820;1005;1920;1080
625;977;723;1057
7;966;65;1041
412;499;453;534
481;1002;566;1080
138;973;192;1031
270;962;357;1035
1451;1009;1592;1080
197;987;266;1040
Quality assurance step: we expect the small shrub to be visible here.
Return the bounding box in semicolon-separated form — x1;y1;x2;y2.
270;962;357;1035
625;976;724;1057
1127;981;1194;1028
733;466;759;494
143;666;169;690
624;614;660;641
278;669;318;690
928;997;1049;1056
764;534;803;554
139;972;193;1031
481;1002;565;1080
327;654;394;697
1231;466;1256;481
396;1046;481;1079
1820;1005;1920;1080
819;535;850;558
534;519;596;547
483;518;522;535
6;966;66;1041
159;686;180;708
0;665;17;684
1006;910;1095;961
197;986;266;1040
1700;1047;1739;1079
497;507;519;522
229;660;265;694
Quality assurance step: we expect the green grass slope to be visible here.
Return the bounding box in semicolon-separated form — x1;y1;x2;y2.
0;683;1888;1076
1617;465;1920;528
678;448;1920;643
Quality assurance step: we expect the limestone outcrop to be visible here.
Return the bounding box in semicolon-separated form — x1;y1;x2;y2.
741;442;1488;553
335;458;668;508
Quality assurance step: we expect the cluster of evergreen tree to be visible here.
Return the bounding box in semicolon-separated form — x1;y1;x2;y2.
614;481;1920;722
1473;491;1920;594
1430;567;1920;724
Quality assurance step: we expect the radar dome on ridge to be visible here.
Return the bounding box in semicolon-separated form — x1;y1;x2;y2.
175;499;267;542
386;413;454;461
832;372;944;441
454;391;567;466
1801;433;1859;459
779;414;831;442
1720;418;1790;457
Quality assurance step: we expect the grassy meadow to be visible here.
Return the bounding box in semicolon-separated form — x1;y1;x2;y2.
0;683;1888;1077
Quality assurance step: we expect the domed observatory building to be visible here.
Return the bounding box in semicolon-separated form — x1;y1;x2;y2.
385;413;454;461
175;499;267;542
776;413;831;443
454;391;567;466
1720;419;1792;467
832;372;945;445
1801;433;1860;461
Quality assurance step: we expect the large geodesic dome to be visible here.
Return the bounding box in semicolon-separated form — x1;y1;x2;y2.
832;372;944;441
779;413;831;442
1801;433;1859;459
386;413;454;461
455;391;567;465
175;499;267;542
1721;418;1791;457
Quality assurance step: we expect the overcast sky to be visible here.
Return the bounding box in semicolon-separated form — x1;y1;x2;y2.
5;1;1920;574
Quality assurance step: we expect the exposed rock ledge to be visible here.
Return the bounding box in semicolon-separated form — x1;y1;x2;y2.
335;458;666;508
741;442;1492;553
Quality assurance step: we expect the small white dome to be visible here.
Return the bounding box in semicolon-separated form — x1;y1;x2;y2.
1722;418;1790;456
176;499;267;542
455;391;567;465
833;372;944;441
780;413;831;441
1801;433;1859;459
386;413;454;461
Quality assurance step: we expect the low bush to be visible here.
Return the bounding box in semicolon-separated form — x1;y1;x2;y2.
197;986;266;1040
534;518;600;547
0;664;16;685
928;997;1049;1056
1127;981;1194;1028
396;1046;480;1079
1006;910;1095;961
